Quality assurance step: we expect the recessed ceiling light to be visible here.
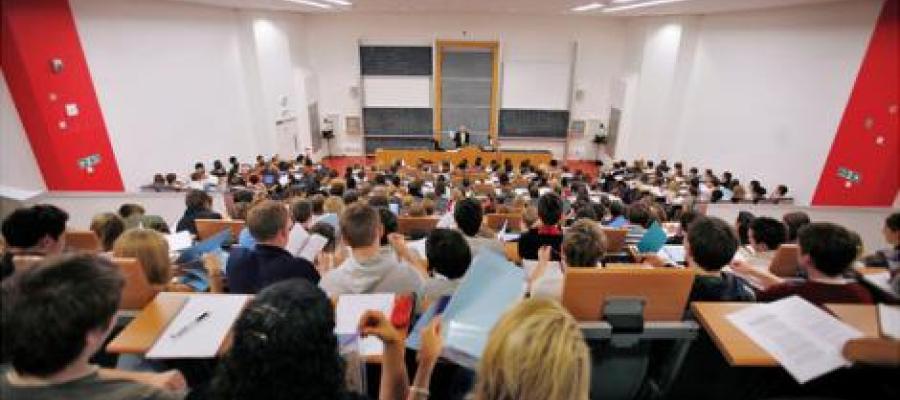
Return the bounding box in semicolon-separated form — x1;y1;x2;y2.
284;0;332;9
604;0;689;12
319;0;352;5
571;2;605;12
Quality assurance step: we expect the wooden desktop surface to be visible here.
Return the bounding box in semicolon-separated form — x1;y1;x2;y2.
691;302;881;367
107;293;188;354
374;146;552;167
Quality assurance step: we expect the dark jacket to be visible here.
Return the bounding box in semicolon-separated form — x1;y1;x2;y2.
176;208;222;235
226;244;319;294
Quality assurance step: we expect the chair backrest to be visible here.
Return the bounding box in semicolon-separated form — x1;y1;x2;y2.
562;267;695;321
112;257;158;310
504;242;522;265
472;183;495;196
195;219;245;241
601;228;629;253
485;213;523;232
64;230;101;252
397;217;439;237
768;244;800;277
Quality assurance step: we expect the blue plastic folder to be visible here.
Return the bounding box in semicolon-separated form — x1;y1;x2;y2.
174;229;230;265
407;251;525;368
637;221;668;253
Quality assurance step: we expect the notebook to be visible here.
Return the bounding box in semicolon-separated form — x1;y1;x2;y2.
407;251;525;368
146;294;251;359
174;229;230;265
335;294;395;356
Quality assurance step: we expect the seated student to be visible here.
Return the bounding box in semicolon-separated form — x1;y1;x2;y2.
1;254;186;400
453;198;505;256
419;228;472;307
861;212;899;271
782;211;811;243
734;211;755;246
90;212;126;254
307;221;344;275
226;201;319;294
207;279;408;400
0;205;68;280
667;210;699;245
733;222;875;305
623;203;654;244
113;228;224;293
518;193;565;261
118;203;146;230
284;198;316;256
683;217;755;302
175;189;222;235
528;219;607;300
319;203;422;297
738;216;787;268
412;298;590;400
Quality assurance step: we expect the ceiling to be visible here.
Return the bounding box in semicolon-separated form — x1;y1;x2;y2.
167;0;850;16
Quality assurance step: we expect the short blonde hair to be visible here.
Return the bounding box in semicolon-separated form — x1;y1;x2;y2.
473;298;591;400
112;228;171;285
323;196;345;215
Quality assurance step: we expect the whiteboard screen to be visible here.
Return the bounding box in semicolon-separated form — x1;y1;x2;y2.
363;76;431;108
501;61;570;110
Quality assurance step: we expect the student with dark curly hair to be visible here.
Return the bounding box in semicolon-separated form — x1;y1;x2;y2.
453;198;504;256
1;204;69;280
207;279;409;400
518;192;564;261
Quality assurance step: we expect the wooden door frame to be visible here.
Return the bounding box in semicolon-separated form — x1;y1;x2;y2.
433;40;500;146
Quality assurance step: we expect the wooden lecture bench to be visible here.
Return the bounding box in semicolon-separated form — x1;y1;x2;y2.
691;302;883;367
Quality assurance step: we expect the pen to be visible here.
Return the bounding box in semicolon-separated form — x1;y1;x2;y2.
170;311;211;339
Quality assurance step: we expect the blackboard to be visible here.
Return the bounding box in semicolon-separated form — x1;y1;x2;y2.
360;46;432;76
363;108;433;136
498;109;569;138
365;137;434;154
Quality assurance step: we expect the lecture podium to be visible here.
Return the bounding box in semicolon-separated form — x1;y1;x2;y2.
373;146;552;167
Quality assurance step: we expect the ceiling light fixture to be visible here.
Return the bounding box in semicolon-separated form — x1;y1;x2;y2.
603;0;689;12
319;0;352;5
571;2;605;12
285;0;333;9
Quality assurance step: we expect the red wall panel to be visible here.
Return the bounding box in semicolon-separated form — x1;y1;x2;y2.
1;0;124;191
812;0;899;206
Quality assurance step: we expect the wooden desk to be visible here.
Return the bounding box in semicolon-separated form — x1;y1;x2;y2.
374;146;552;168
691;302;882;367
108;293;188;354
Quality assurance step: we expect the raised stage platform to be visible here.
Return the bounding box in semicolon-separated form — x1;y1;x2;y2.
374;146;553;167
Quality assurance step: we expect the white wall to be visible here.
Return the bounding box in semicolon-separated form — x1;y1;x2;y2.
304;13;628;160
617;0;883;204
70;0;267;190
0;74;45;192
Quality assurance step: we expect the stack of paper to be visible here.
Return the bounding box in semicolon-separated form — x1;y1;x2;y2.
879;304;900;339
335;293;395;356
295;234;329;263
726;296;863;383
407;251;525;368
147;294;251;359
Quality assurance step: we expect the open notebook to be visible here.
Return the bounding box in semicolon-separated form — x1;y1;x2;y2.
146;294;251;359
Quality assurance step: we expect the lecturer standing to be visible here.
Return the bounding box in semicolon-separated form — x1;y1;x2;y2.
453;125;469;149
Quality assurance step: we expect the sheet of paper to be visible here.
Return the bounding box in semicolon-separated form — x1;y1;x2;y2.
166;231;193;252
726;296;863;383
286;224;310;256
878;304;900;339
658;245;686;264
521;259;561;277
147;294;250;359
298;234;328;263
862;271;895;296
407;238;428;260
335;294;395;356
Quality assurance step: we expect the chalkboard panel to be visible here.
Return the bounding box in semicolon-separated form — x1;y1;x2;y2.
360;46;432;76
498;109;569;138
363;108;433;136
365;137;434;154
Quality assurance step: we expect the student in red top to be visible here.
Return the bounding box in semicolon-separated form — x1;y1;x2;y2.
731;222;874;306
517;192;565;261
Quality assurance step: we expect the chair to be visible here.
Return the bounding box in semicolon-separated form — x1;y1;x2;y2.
485;213;523;232
112;257;158;310
562;267;695;321
601;228;629;253
195;219;245;241
472;183;495;196
768;244;800;277
64;230;101;252
504;242;522;265
397;216;439;237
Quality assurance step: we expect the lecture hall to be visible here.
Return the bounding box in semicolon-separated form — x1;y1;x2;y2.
1;0;898;399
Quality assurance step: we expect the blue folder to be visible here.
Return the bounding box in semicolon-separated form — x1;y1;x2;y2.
407;251;525;368
637;221;668;253
174;229;230;265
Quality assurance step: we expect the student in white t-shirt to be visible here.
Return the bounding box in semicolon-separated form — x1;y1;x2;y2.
527;219;608;300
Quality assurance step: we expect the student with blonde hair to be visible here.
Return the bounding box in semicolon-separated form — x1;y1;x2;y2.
90;212;126;253
113;228;223;293
410;298;591;400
